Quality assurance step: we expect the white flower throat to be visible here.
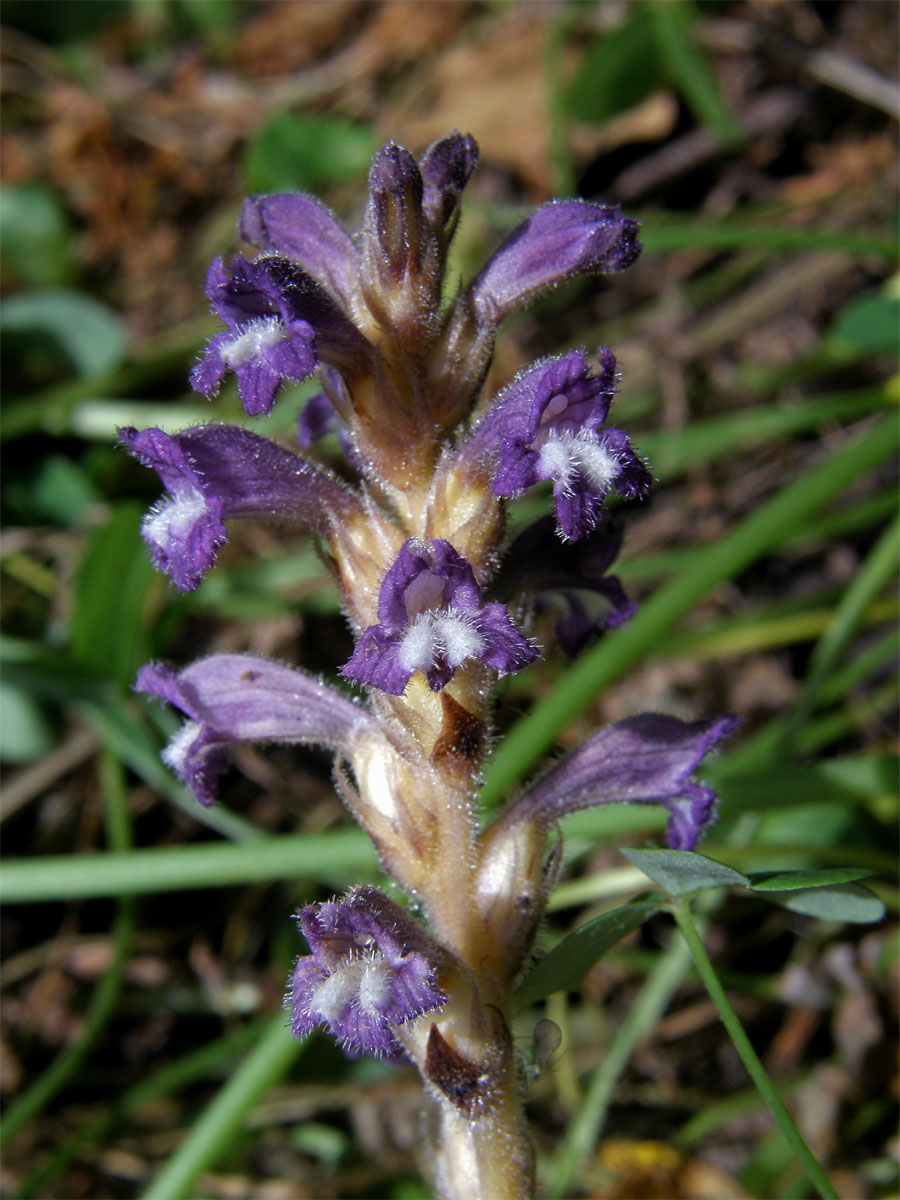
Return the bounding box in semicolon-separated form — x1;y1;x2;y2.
222;317;288;368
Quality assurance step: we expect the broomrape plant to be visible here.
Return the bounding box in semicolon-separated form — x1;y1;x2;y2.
124;133;736;1199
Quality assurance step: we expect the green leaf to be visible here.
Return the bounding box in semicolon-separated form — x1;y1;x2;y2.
0;680;56;764
648;0;741;146
829;293;900;356
620;848;750;896
29;455;103;526
749;867;875;891
0;184;73;286
1;289;126;377
70;504;158;684
243;114;375;193
515;895;662;1008
565;8;664;122
760;883;885;925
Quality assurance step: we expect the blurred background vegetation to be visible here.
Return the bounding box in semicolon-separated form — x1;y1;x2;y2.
1;2;897;1197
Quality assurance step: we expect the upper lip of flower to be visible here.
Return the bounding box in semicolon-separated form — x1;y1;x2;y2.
493;713;741;851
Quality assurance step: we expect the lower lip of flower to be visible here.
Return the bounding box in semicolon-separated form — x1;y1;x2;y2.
398;610;486;672
221;317;289;369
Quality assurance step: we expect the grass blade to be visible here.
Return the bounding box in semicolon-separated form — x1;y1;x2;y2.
1;828;377;903
140;1014;303;1200
672;899;839;1200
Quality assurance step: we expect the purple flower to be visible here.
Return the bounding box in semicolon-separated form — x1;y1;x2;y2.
190;256;318;416
463;349;651;539
470;200;640;327
240;192;360;312
119;424;357;591
137;654;378;806
191;255;369;416
496;515;636;656
342;539;538;695
502;714;739;850
432;201;640;426
419;131;479;232
295;390;339;446
289;886;447;1057
356;142;446;342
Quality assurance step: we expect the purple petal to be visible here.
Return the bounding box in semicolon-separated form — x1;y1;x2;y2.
342;624;411;696
137;654;377;806
364;142;427;279
202;255;280;326
289;886;447;1057
505;714;739;850
240;193;360;309
420;131;479;229
191;257;319;413
228;323;318;415
474;602;540;676
417;540;483;617
296;391;340;447
119;426;226;591
470;201;640;326
120;424;357;590
374;539;481;632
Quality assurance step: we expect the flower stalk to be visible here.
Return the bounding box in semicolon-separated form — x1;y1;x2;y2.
127;132;735;1198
